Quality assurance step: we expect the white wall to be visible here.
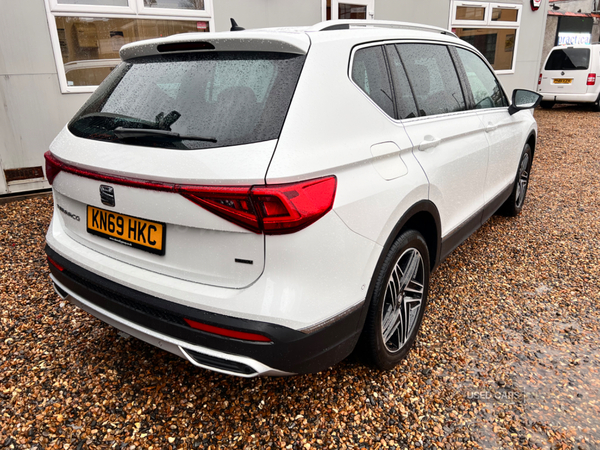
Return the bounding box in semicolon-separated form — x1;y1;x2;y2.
495;0;549;94
0;0;91;194
375;0;451;28
213;0;321;32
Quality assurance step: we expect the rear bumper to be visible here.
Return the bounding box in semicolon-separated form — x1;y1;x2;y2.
539;92;599;103
46;245;364;376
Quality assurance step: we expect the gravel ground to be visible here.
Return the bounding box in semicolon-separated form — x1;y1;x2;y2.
1;105;599;450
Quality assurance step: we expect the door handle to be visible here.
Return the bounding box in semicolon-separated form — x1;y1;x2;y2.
485;123;498;133
418;135;441;151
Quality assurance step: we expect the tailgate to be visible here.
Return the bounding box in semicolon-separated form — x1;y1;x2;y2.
47;45;307;289
49;134;276;289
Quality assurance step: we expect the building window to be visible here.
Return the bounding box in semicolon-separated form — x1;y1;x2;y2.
451;1;521;73
45;0;213;93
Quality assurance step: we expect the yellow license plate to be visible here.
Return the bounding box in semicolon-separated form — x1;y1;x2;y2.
553;78;572;84
87;205;166;255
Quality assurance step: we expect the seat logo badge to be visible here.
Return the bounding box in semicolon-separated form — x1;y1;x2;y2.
100;185;116;207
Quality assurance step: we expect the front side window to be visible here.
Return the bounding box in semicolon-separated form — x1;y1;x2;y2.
545;48;591;71
351;46;395;118
456;47;507;109
396;44;465;117
68;52;305;150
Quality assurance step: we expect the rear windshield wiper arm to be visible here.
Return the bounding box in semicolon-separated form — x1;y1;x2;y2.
113;127;217;143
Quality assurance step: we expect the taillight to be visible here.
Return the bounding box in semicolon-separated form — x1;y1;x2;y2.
179;186;260;232
587;73;596;85
180;176;337;235
538;73;542;85
183;318;271;342
252;177;337;234
43;152;336;234
44;151;62;185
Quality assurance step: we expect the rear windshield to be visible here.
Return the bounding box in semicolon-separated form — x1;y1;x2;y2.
68;52;306;150
545;48;590;71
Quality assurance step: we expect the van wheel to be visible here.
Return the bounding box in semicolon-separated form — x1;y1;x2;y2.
499;143;532;217
362;230;430;370
539;101;554;109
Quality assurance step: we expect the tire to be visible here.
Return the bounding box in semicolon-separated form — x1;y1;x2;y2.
539;101;555;109
362;230;430;370
499;143;533;217
592;97;600;112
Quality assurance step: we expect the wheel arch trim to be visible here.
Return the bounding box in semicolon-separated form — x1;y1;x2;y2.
355;200;441;334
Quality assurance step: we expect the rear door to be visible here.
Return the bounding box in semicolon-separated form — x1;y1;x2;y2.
389;43;489;246
540;47;591;95
453;46;523;209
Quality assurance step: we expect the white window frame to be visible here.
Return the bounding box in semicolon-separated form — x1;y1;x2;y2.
321;0;375;22
450;1;521;75
452;1;490;27
488;3;521;28
44;0;214;94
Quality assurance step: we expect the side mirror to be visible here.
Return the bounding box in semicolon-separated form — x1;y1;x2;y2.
508;89;543;115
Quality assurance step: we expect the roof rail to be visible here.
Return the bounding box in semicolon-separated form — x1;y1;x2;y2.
310;20;458;38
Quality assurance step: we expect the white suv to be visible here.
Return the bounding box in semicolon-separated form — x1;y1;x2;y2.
45;20;541;377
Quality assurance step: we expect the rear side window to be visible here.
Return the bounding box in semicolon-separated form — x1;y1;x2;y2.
384;45;418;120
351;46;396;118
396;44;466;116
545;48;590;71
68;52;306;150
456;47;507;109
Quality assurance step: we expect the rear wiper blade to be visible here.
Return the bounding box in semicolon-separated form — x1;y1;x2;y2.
113;127;217;143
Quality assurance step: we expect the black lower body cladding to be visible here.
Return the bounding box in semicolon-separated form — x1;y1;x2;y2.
45;245;362;374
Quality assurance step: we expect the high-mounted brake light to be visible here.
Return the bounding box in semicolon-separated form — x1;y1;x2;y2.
184;318;271;342
43;152;336;234
157;42;215;53
587;73;596;86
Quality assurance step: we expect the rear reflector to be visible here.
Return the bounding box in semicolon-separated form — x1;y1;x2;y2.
43;151;336;234
183;318;272;342
587;73;596;86
47;255;64;272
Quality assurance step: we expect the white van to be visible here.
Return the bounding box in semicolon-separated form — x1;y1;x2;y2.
538;44;600;110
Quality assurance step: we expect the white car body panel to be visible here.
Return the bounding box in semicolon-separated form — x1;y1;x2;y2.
44;22;539;376
47;209;378;330
403;110;488;238
477;108;531;204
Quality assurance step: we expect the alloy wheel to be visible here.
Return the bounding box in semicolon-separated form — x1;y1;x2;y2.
380;248;425;353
